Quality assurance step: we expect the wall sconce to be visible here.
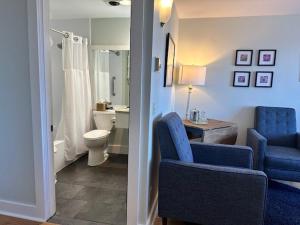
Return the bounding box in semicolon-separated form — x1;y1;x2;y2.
159;0;174;27
178;65;207;119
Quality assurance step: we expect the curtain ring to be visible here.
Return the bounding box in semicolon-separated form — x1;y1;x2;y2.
64;32;70;39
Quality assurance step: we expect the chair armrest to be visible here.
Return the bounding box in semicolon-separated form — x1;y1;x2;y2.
190;142;253;169
159;160;267;225
247;128;267;170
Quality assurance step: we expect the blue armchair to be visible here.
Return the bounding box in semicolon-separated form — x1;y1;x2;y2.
157;112;267;225
247;106;300;182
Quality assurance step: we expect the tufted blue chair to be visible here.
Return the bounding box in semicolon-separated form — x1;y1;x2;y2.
247;106;300;182
157;112;267;225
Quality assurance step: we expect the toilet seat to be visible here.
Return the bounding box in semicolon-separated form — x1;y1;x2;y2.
83;130;110;140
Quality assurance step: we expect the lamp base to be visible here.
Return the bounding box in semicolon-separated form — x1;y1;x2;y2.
185;85;193;120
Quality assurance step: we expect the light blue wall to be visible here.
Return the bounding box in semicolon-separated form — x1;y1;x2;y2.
175;15;300;144
141;2;179;223
91;18;130;46
0;0;36;204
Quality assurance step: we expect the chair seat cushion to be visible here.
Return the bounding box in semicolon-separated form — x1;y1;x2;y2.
265;145;300;172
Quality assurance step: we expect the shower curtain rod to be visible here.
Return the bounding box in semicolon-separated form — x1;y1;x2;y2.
50;28;83;42
50;28;70;38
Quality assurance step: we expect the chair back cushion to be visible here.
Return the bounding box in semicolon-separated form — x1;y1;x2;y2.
157;112;194;163
255;106;297;147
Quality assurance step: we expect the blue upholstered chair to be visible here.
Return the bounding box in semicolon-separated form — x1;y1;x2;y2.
247;106;300;182
157;112;267;225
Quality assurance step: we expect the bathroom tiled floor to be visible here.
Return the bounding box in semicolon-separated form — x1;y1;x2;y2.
49;154;128;225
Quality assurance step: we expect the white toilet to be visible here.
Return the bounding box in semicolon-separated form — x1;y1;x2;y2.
83;110;116;166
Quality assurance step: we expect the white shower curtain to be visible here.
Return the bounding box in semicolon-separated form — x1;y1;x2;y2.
93;50;110;103
62;32;92;161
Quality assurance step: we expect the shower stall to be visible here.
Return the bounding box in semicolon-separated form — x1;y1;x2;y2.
91;48;130;107
50;27;130;173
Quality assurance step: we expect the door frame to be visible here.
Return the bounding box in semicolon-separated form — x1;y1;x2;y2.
28;0;152;224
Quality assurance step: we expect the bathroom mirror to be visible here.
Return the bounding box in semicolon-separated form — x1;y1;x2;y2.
92;48;130;107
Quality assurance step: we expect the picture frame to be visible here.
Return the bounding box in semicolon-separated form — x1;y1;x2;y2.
233;71;251;87
258;50;276;66
235;50;253;66
255;71;274;88
164;33;176;87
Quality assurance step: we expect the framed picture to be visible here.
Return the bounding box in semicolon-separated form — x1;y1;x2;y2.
233;71;251;87
255;71;273;88
164;33;176;87
235;50;253;66
258;50;276;66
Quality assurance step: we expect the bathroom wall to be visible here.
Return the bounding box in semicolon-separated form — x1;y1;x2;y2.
175;15;300;145
50;18;91;138
91;18;130;46
0;0;36;205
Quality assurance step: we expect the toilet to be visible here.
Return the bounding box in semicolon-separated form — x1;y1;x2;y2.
83;110;116;166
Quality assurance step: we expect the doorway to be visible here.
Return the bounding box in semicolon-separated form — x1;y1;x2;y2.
47;1;131;224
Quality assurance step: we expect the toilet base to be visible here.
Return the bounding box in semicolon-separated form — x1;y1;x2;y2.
88;148;109;166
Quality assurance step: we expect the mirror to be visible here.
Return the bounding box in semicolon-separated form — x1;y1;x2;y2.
92;49;130;107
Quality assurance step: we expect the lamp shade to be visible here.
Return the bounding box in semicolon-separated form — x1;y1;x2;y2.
178;65;207;86
159;0;174;25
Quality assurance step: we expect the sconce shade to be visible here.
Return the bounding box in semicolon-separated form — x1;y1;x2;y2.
178;65;207;86
159;0;174;25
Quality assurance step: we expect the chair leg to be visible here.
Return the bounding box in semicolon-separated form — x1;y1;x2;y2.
162;217;167;225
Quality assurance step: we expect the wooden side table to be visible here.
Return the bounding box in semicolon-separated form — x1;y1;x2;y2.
183;119;238;145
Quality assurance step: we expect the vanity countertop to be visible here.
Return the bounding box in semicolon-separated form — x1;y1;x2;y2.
115;108;129;113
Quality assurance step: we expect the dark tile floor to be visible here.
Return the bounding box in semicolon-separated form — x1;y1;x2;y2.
49;154;128;225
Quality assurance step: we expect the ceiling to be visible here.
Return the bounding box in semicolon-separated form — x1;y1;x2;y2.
174;0;300;19
50;0;130;19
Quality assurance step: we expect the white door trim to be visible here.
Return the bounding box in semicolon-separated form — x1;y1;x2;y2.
126;0;143;223
27;0;56;220
0;0;55;221
37;0;150;223
127;0;154;224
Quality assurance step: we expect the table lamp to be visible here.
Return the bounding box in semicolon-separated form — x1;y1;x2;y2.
178;65;207;119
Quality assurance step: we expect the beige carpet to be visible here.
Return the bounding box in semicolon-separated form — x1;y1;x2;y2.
0;215;57;225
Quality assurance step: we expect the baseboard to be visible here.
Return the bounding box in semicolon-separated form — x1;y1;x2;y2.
146;194;158;225
0;199;44;222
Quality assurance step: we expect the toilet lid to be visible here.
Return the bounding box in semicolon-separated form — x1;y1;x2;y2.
83;130;109;140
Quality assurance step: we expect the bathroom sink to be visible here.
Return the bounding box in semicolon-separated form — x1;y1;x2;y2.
115;108;129;113
114;105;130;113
115;111;129;129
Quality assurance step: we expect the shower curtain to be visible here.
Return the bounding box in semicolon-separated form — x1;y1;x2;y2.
62;32;92;161
93;50;110;104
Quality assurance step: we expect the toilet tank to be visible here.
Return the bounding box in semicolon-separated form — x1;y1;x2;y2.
93;110;116;131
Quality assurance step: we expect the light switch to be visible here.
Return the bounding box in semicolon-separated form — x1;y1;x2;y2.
154;57;161;72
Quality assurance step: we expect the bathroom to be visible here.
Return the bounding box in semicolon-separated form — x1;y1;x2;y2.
48;0;130;224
